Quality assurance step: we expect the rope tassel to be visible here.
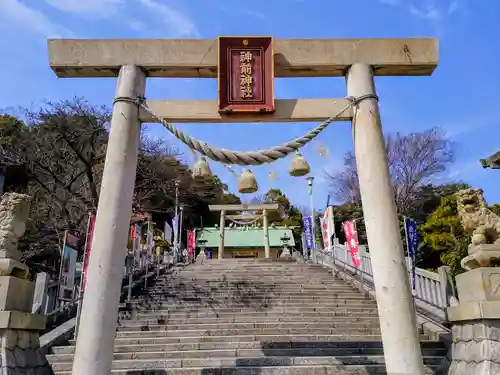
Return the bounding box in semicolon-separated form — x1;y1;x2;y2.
238;169;259;194
192;157;213;180
289;152;310;177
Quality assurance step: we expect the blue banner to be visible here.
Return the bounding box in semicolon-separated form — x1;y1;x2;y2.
404;217;418;291
303;216;315;249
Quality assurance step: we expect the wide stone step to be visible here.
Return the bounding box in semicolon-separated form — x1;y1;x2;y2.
118;315;382;326
54;364;438;375
168;278;338;283
92;334;406;346
48;345;447;362
138;292;366;298
126;301;376;309
49;355;443;371
115;326;382;338
137;309;379;319
164;278;338;282
135;307;379;317
147;289;359;296
155;280;344;285
131;296;373;302
115;321;380;332
54;339;445;355
54;364;439;375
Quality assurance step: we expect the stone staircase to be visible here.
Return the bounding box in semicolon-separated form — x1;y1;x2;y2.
47;259;446;374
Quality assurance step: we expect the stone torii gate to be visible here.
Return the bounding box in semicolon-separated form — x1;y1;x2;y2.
47;37;438;375
209;203;279;259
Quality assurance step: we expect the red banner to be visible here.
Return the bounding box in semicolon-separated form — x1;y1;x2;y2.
343;221;361;268
82;215;96;292
187;230;196;260
218;36;275;113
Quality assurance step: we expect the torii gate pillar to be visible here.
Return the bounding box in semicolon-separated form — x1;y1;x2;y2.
346;63;425;375
71;65;146;375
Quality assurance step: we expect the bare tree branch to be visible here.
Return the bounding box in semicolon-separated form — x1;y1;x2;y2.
326;128;454;215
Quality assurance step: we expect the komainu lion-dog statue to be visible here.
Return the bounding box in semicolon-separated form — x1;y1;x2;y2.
455;188;500;270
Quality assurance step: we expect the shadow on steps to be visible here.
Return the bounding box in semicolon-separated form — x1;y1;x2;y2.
119;274;279;322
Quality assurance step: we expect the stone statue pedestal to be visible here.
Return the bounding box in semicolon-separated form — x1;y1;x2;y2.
0;193;53;374
447;264;500;374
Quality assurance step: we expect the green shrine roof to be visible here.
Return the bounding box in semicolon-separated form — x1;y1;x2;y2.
196;227;295;248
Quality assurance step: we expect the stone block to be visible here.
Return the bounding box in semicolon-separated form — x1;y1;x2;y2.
0;258;29;278
448;301;500;322
0;276;35;312
0;311;46;330
456;268;500;303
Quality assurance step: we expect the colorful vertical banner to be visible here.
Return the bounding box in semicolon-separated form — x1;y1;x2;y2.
82;215;96;292
59;231;79;301
164;221;173;243
146;221;154;254
404;217;418;292
0;172;4;195
187;230;196;261
134;224;142;267
172;215;179;249
343;221;361;268
303;216;315;249
130;225;136;242
321;206;335;250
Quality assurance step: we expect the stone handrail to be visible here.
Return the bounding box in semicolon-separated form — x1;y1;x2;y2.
38;263;158;318
315;245;449;324
38;257;167;352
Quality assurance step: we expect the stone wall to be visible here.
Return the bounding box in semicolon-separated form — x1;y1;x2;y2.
0;330;54;375
447;320;500;374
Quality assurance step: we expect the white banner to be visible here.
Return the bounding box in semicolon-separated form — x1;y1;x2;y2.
164;221;173;243
172;215;179;249
59;243;78;301
146;221;155;261
321;206;335;251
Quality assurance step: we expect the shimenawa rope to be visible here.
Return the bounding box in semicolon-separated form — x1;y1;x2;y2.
113;94;378;166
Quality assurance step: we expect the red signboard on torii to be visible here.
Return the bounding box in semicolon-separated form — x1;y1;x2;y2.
217;36;275;113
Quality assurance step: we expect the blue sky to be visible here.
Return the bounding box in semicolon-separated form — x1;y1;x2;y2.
1;0;499;210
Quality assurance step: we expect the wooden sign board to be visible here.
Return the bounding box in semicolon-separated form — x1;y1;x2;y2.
218;36;275;113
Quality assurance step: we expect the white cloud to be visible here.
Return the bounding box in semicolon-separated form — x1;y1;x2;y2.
127;18;147;32
137;0;199;37
44;0;123;15
379;0;462;20
0;0;72;37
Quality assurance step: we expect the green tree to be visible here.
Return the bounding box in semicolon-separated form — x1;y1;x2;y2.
419;195;469;275
489;204;500;216
261;188;303;248
1;99;241;273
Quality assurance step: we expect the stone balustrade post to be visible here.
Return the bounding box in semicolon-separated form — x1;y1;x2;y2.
445;244;500;374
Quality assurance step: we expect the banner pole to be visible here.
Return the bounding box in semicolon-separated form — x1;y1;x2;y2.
75;212;93;340
57;230;69;310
